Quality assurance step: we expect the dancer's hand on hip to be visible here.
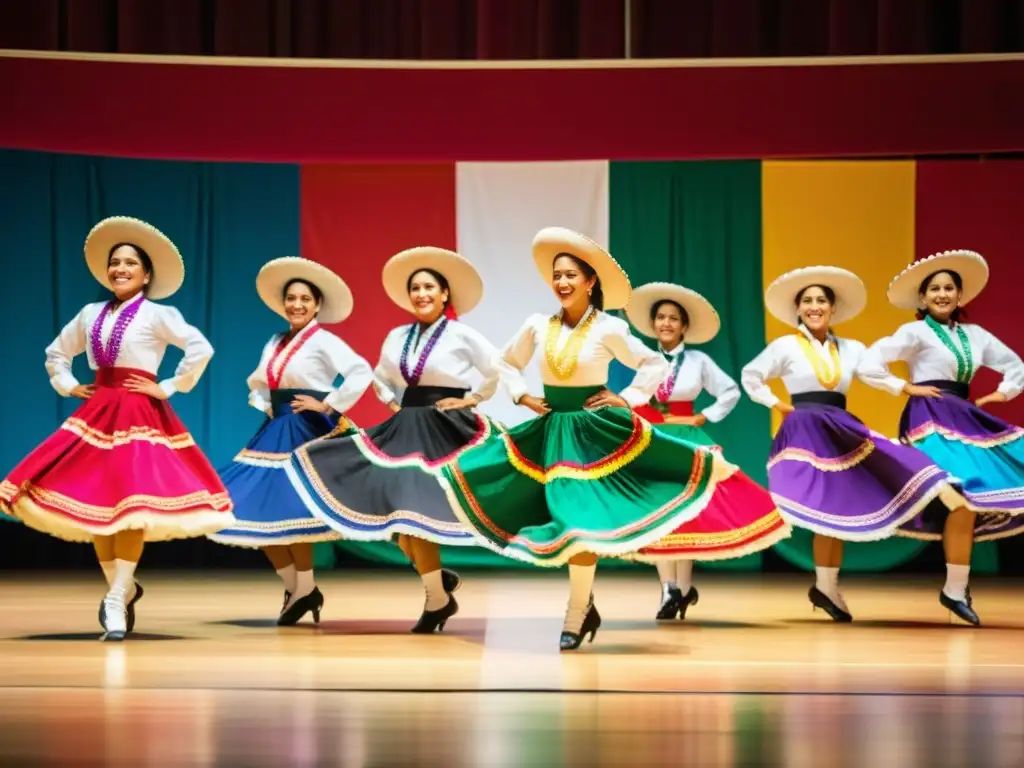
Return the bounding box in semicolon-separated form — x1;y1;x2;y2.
70;384;96;400
124;375;168;400
517;395;550;416
435;396;477;411
975;391;1007;409
903;383;943;399
584;389;628;410
291;394;329;413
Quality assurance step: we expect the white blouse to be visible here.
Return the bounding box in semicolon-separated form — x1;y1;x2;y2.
858;319;1024;400
247;321;374;415
741;325;866;409
45;293;212;398
500;307;670;408
658;343;740;423
373;318;500;405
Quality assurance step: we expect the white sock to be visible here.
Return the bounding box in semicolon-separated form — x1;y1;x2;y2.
110;559;137;600
276;565;297;594
655;560;677;595
421;568;448;611
100;560;115;588
293;569;315;600
564;563;597;634
675;560;694;594
943;563;970;602
814;566;839;596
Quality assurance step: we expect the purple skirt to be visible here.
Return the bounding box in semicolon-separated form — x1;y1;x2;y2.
767;403;956;540
897;384;1024;542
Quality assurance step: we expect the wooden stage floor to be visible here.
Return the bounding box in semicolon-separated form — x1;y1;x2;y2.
0;571;1021;766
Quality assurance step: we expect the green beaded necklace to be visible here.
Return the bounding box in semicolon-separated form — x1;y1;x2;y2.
924;313;974;383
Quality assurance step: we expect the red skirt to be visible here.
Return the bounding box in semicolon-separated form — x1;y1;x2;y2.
0;367;233;543
629;401;790;561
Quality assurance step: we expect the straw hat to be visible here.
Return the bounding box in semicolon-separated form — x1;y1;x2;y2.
532;227;631;310
765;266;866;328
625;282;721;344
256;257;354;324
84;216;184;300
886;249;989;311
382;247;483;315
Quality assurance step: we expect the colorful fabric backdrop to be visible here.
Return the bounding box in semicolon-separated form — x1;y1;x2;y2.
2;149;1022;573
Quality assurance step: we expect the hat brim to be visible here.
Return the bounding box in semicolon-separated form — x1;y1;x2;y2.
84;217;184;300
765;266;867;328
256;257;354;324
382;247;483;316
887;250;989;311
625;282;721;344
532;227;631;310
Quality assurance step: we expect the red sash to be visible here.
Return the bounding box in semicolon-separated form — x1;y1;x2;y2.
634;400;694;424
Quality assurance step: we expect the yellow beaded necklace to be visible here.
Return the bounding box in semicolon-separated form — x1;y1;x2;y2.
545;306;597;380
795;331;841;390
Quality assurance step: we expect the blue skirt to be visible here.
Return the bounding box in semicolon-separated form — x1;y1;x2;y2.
209;389;354;547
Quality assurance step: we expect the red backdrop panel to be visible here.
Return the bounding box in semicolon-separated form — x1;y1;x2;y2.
300;163;457;425
915;159;1024;425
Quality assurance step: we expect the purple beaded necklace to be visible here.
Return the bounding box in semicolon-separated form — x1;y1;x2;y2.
399;318;448;386
90;294;145;368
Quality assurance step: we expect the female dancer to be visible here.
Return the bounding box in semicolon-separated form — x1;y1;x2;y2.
623;282;789;620
858;250;1024;625
740;266;965;622
286;247;500;633
0;216;233;641
208;257;374;624
437;227;739;651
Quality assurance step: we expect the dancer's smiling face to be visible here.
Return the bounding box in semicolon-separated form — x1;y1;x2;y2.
919;270;962;324
652;300;687;349
795;285;835;334
552;254;596;313
283;279;321;331
407;269;449;324
107;244;151;301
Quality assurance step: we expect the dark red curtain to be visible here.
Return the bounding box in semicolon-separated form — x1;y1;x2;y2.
1;0;1022;59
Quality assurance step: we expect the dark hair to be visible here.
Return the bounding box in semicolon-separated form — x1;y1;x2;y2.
108;243;154;292
916;269;968;323
553;253;604;310
794;284;836;329
649;299;689;327
282;278;323;304
407;268;451;311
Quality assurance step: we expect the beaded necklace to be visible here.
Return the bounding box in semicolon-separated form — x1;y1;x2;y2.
545;306;597;381
90;294;145;368
400;318;448;385
924;314;974;383
795;331;841;390
266;323;321;390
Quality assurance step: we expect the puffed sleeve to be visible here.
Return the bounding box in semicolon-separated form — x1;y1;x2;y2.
457;324;501;403
152;305;214;397
977;326;1024;401
698;353;740;423
44;306;90;397
857;324;921;396
603;318;671;408
498;315;543;404
372;328;403;406
741;339;790;409
320;333;374;414
246;336;276;413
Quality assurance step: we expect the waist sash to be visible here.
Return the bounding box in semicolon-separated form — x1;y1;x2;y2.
792;391;847;410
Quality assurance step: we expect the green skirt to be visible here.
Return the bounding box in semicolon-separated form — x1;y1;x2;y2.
438;385;735;566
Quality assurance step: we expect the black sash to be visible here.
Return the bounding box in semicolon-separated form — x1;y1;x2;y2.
270;389;331;417
915;379;969;399
401;386;468;408
792;391;847;410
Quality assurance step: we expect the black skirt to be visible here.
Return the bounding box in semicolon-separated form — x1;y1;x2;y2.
285;386;499;545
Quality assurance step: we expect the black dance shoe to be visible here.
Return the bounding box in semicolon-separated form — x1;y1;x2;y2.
98;581;144;634
940;587;980;626
279;590;292;616
411;595;459;634
656;587;683;620
808;586;853;622
560;603;602;651
277;587;324;626
441;569;461;594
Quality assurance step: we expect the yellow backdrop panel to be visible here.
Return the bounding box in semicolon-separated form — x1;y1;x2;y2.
761;160;914;437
